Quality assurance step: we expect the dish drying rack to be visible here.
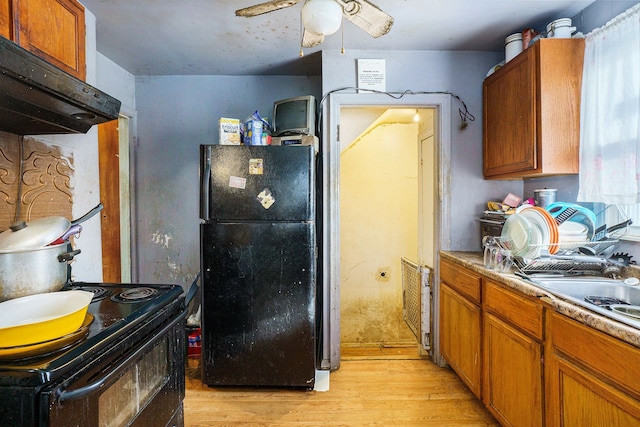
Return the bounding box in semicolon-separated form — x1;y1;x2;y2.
512;240;624;277
494;204;634;277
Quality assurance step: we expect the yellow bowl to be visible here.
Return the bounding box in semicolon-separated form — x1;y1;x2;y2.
0;290;94;348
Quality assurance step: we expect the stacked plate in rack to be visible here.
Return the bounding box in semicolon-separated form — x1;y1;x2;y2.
500;205;559;260
546;202;596;242
558;221;590;243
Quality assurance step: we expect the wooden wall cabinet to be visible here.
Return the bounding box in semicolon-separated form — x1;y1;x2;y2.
439;259;482;398
483;39;584;179
483;280;544;427
546;312;640;426
2;0;86;80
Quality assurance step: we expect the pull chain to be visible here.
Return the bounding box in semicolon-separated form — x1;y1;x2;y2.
299;18;304;57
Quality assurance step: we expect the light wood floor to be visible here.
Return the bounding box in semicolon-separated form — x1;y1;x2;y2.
184;346;499;426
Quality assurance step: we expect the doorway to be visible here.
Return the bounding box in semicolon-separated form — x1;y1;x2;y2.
338;107;433;354
97;115;134;283
322;93;452;370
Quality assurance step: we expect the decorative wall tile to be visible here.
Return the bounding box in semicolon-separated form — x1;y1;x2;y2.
0;133;73;231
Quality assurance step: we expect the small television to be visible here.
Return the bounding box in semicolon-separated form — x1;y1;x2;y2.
272;95;316;137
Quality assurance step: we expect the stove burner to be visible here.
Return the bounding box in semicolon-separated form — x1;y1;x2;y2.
584;295;630;309
112;287;159;303
74;286;110;302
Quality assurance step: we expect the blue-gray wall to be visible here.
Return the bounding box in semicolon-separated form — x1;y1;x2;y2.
134;75;321;286
320;49;521;250
132;1;640;287
133;50;521;287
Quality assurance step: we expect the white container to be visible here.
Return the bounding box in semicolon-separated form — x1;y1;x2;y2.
505;33;523;62
546;18;576;38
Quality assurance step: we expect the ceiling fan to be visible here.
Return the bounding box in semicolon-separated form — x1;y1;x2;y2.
235;0;394;48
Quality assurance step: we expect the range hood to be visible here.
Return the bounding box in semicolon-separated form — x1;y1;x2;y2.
0;37;121;135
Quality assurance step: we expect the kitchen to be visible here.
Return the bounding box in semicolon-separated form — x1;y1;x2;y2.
1;0;640;425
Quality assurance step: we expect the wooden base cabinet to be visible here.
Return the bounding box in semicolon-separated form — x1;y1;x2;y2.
439;257;640;427
546;312;640;426
483;281;544;427
484;313;543;427
440;283;482;398
439;259;482;398
547;356;640;426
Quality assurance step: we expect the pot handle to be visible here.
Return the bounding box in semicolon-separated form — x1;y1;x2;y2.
58;249;81;262
71;203;104;226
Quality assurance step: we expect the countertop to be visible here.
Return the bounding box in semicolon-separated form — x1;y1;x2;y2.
440;251;640;349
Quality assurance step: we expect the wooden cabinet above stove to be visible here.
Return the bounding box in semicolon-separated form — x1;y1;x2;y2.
2;0;86;80
483;39;584;179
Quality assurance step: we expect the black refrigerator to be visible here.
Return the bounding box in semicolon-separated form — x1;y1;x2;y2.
199;144;317;388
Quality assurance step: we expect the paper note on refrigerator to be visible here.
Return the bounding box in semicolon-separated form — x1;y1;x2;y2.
257;188;275;209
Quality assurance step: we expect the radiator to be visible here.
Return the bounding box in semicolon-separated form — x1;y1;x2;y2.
401;257;430;347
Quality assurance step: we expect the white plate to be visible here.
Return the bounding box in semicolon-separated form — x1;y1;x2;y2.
558;221;589;243
558;221;588;236
519;207;551;257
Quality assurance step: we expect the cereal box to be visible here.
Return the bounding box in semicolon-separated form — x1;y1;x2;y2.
219;118;241;145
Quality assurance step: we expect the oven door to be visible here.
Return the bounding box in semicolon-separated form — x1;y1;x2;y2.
42;314;185;427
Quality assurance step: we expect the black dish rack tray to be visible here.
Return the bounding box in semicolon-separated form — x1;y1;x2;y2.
512;239;624;276
513;257;606;275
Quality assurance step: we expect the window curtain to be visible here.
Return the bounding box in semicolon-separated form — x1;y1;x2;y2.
577;3;640;205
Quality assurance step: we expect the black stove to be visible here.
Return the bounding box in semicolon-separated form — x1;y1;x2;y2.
0;282;186;427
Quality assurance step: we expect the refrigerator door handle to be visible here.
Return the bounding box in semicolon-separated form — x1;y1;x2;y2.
200;145;212;220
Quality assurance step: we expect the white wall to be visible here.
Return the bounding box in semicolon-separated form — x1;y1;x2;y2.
97;53;136;114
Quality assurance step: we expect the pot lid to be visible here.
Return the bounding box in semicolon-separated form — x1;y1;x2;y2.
0;216;70;251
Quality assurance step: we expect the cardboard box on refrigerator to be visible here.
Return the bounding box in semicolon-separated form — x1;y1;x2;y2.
218;118;241;145
243;118;264;145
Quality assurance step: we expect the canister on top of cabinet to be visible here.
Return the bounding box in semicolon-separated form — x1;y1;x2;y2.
505;33;523;62
546;18;576;39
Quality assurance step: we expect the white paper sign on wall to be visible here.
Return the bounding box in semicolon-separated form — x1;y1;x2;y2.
357;59;386;92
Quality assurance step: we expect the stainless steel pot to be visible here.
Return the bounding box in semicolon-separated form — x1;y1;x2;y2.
0;243;80;302
0;204;103;302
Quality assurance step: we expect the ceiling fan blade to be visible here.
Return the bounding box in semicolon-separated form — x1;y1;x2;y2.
335;0;393;38
235;0;301;17
302;29;325;48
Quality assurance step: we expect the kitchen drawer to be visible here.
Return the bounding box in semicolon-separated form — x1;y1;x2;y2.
440;259;481;304
484;280;544;341
550;312;640;398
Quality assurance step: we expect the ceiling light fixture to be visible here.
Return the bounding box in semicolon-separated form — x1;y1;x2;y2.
301;0;343;36
413;109;420;122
